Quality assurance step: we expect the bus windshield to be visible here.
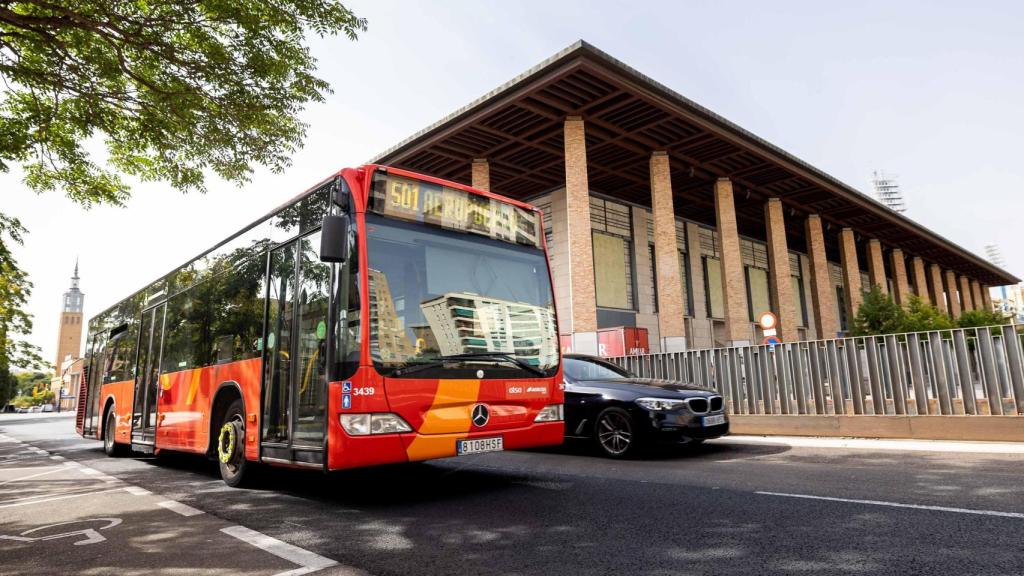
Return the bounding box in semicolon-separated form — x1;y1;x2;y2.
365;212;558;377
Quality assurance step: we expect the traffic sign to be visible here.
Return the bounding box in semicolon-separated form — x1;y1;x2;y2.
762;336;781;346
757;312;778;330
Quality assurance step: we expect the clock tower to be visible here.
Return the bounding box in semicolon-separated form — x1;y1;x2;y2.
55;260;85;374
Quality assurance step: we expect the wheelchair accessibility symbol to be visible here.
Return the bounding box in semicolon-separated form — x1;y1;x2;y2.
0;518;122;546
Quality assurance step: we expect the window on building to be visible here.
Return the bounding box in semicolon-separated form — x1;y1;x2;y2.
591;198;634;310
646;216;690;316
533;196;554;264
704;258;724;319
741;238;771;321
700;227;723;319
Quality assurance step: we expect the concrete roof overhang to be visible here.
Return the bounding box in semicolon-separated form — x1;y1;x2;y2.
373;40;1017;286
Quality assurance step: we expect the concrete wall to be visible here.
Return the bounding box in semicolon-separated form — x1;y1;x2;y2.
730;414;1024;442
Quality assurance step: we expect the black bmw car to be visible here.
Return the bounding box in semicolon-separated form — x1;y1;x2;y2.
563;354;729;458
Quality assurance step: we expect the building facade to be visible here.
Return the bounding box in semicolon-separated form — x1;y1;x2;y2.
371;41;1017;355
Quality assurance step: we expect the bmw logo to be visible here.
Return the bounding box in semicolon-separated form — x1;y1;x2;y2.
471;404;490;427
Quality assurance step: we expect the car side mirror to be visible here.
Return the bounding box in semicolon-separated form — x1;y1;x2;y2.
320;215;349;263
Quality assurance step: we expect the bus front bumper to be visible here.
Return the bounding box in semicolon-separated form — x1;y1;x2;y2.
327;421;564;471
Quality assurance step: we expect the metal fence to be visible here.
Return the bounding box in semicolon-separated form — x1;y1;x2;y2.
610;325;1024;416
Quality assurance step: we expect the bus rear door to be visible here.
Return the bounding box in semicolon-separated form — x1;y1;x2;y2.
131;303;165;451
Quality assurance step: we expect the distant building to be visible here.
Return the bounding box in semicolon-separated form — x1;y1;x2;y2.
870;170;907;214
54;261;85;375
984;245;1013;316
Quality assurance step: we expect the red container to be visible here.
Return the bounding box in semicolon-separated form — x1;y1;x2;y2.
598;327;649;357
559;328;650;357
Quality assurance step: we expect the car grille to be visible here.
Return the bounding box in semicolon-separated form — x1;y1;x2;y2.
710;396;723;412
687;397;709;413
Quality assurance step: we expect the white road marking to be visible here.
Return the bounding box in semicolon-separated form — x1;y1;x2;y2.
221;525;341;576
0;465;69;472
123;486;151;496
0;465;71;486
757;491;1024;519
78;467;101;475
49;455;65;461
157;500;205;517
0;488;124;509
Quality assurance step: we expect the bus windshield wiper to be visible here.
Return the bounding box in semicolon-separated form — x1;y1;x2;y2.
391;352;546;378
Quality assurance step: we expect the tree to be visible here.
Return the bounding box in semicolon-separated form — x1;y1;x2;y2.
0;1;366;375
849;285;905;336
901;295;954;333
1;214;45;386
1;1;367;201
956;309;1007;329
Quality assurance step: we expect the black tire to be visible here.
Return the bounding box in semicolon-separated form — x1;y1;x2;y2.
216;398;253;487
103;409;127;457
593;407;639;458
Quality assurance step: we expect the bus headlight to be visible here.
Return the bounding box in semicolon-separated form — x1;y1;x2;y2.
534;404;564;422
340;413;413;436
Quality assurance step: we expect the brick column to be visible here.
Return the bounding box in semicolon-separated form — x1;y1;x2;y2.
866;239;887;294
911;256;929;302
471;158;490;192
649;152;686;352
839;228;862;326
891;249;911;306
765;198;798;342
929;264;947;314
971;280;984;313
714;178;750;345
563;117;598;353
944;269;961;319
805;215;839;338
981;284;993;311
959;275;974;312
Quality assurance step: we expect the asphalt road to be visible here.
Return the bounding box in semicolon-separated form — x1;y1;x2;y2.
1;413;1022;576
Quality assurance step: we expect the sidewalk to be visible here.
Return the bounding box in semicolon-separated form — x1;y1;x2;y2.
719;434;1024;454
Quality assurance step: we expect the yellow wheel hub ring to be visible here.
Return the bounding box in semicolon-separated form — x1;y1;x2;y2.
218;422;237;464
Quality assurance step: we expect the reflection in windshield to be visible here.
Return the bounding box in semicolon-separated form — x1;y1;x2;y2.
365;214;557;375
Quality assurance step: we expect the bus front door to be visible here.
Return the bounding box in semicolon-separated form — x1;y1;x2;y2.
261;231;330;466
131;303;165;449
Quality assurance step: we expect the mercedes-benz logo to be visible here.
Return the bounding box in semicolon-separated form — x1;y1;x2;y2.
471;404;490;427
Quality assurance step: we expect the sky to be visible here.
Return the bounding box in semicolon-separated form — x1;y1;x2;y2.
5;0;1024;367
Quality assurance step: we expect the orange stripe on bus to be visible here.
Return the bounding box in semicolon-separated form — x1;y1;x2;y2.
405;379;480;460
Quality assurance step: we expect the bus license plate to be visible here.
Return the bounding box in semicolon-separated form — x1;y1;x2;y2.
457;437;503;455
703;414;726;427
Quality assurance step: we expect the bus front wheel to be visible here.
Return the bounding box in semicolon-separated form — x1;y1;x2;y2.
217;398;253;487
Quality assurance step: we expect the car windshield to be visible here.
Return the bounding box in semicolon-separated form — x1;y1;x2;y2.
364;212;558;377
564;357;633;381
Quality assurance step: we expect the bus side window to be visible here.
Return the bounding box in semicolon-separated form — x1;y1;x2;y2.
102;330;134;383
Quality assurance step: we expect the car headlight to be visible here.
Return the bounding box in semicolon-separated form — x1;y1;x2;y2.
635;397;687;411
534;404;564;422
339;413;413;436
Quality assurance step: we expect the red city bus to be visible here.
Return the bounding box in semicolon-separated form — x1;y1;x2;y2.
75;165;563;486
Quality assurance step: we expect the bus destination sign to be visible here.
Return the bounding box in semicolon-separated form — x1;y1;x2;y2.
370;174;542;248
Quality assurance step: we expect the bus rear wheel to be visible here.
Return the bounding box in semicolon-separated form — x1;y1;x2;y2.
217;398;252;487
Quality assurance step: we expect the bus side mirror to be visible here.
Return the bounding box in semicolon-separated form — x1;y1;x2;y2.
320;215;349;263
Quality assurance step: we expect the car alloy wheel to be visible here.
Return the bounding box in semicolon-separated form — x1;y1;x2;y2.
596;408;634;457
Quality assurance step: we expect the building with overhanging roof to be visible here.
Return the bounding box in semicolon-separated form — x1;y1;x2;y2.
373;40;1017;354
